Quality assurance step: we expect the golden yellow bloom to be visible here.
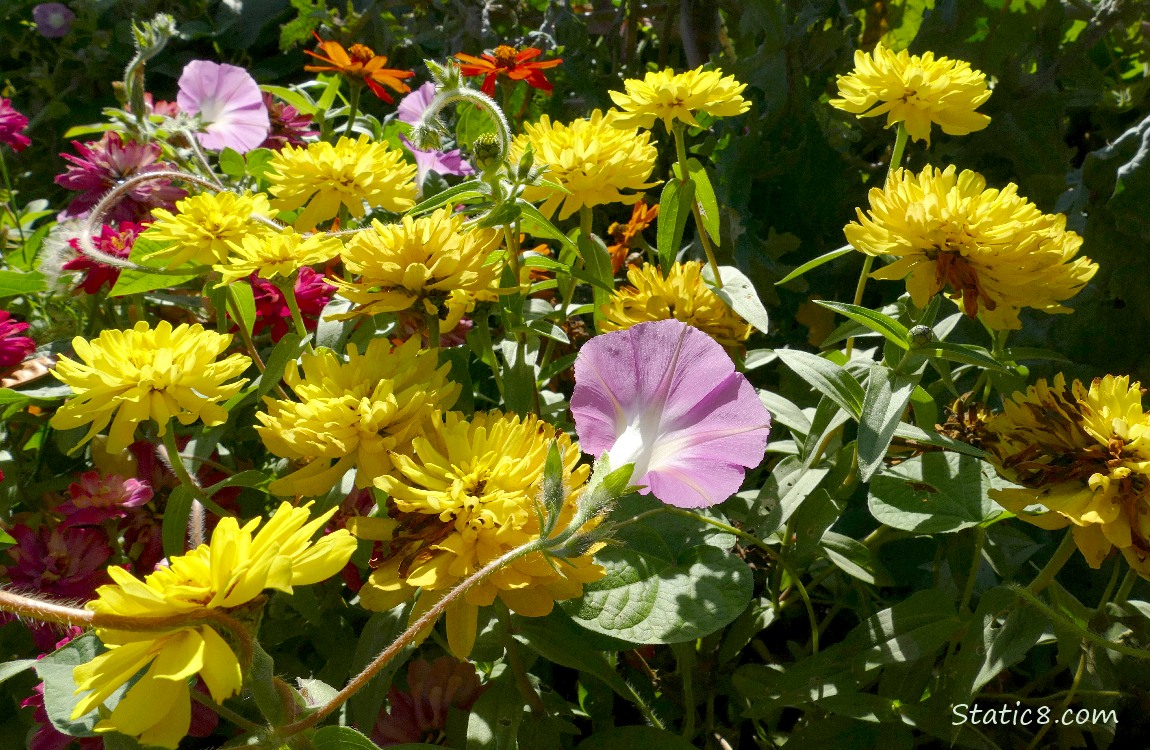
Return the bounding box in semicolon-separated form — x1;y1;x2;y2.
508;110;658;220
256;336;459;497
50;321;250;453
609;65;750;131
984;375;1150;576
327;208;502;330
147;192;275;267
353;411;603;658
213;227;343;285
600;261;753;349
266;134;418;230
830;43;991;144
844;165;1097;330
72;502;356;748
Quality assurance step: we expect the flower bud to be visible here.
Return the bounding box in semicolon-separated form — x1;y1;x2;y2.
472;133;503;172
909;324;933;348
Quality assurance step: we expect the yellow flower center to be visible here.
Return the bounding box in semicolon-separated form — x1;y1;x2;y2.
493;45;519;68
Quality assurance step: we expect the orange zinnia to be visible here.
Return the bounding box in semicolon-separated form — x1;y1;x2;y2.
304;33;414;103
607;201;659;272
454;45;562;97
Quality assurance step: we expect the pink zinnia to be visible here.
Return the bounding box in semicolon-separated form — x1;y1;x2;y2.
249;267;334;341
260;92;317;150
571;319;771;508
177;60;270;153
63;221;146;294
372;657;485;747
0;311;35;368
55;132;185;222
0;98;31;152
57;470;153;526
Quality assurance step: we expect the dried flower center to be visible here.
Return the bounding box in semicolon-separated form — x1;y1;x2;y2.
493;45;519;69
348;44;376;65
927;249;995;318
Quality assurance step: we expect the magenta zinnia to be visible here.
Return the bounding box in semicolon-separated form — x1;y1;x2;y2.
0;98;31;152
64;221;146;294
55;132;186;222
571;318;771;507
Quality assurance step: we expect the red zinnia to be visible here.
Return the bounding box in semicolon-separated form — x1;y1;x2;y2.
454;45;562;97
64;221;146;294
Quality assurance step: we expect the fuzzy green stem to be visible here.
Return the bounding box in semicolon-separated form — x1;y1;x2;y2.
672;123;721;287
1026;530;1078;595
943;526;986;671
673;641;696;739
420;87;511;164
495;602;547;715
277;277;312;350
425;310;441;348
887;122;909;176
1114;568;1140;606
277;537;549;738
0;150;26;246
191;689;263;734
161;428;207;548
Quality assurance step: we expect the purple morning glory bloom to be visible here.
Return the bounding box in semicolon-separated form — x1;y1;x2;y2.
400;134;475;193
397;82;437;125
177;60;270;153
33;3;74;38
571;318;771;508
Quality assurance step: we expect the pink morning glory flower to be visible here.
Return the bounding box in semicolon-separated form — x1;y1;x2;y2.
399;133;475;193
177;60;270;153
32;3;75;38
571;318;771;508
396;81;436;125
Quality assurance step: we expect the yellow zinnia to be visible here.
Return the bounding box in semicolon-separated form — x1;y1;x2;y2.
326;207;503;330
256;336;459;497
72;502;356;748
266;134;417;230
829;43;991;144
147;191;275;268
844;165;1097;330
213;227;343;285
609;65;750;131
353;410;603;659
508;110;659;220
50;321;251;453
600;260;753;349
983;375;1150;576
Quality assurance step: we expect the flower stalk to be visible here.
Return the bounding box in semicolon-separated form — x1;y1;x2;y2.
672;123;722;288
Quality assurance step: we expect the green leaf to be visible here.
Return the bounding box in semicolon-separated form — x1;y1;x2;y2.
757;389;811;437
657;177;695;273
579;230;615;330
774;349;864;419
820;531;883;584
774;245;854;286
673;158;719;244
577;726;699;750
296;677;339;708
891;422;988;458
562;524;752;643
947;586;1047;703
455;101;498;148
219;147;246;179
868;452;1011;534
920;342;1011;373
513;609;635;703
261;85;317;115
109;268;202;297
226;282;257;339
857;365;917;482
349;603;416;730
161;486;194;559
1002;347;1072;363
704;265;770;334
815;301;909;349
35;634;102;736
313;726;384;749
406;179;487;216
0;527;15;550
256;332;305;399
518;200;579;256
0;658;36;685
475;201;522;229
249;641;285;727
539;441;565;535
244;148;276;180
466;664;524;749
0;269;46;299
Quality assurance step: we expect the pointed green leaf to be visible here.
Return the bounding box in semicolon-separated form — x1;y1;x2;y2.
774;349;864;419
704;265;769;334
657;177;695;273
774;245;854;285
857;365;917;482
673;158;719;244
815;300;909;349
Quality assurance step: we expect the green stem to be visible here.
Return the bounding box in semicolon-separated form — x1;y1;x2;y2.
1011;587;1150;661
278;277;312;350
672;123;721;287
1025;649;1087;750
845;122;908;356
1026;531;1078;595
1114;568;1140;606
344;83;362;138
425;310;441;348
0;150;26;246
161;427;210;548
943;526;986;671
672;641;696;739
190;689;263;734
495;602;547;715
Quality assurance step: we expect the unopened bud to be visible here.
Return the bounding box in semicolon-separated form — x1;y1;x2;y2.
472;133;503;172
909;325;933;348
